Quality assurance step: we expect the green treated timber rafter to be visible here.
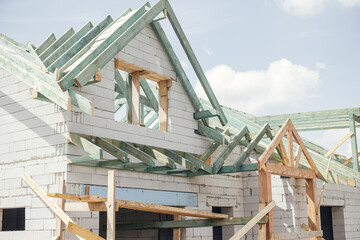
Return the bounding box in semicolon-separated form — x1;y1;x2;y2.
118;216;268;230
233;124;270;171
58;2;160;90
212;126;249;173
195;122;231;145
176;152;212;173
68;133;103;159
166;2;227;126
194;109;218;120
150;21;202;113
43;22;93;67
140;77;159;112
39;27;75;61
48;15;114;72
118;142;156;167
35;33;56;55
145;113;158;127
137;145;176;169
349;114;359;172
199;142;220;162
154;148;196;172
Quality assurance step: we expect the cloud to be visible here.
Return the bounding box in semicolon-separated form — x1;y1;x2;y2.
316;62;326;69
195;58;320;113
205;49;213;56
277;0;360;16
278;0;325;16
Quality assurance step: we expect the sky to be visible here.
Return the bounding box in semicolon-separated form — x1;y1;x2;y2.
0;0;359;156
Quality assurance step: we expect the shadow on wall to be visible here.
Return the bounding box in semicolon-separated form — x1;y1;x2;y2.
0;89;68;161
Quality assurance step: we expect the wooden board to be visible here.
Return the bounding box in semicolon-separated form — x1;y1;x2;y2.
115;58;171;82
107;170;115;240
229;201;276;240
258;170;274;239
158;80;168;132
173;215;181;240
265;163;316;179
305;178;320;240
48;193;228;219
271;231;323;239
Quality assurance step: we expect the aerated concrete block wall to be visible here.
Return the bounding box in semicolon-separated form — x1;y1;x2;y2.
0;66;68;239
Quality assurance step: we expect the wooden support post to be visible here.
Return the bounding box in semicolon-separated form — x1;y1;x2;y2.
158;80;170;132
0;209;2;231
131;72;141;125
258;203;266;240
258;170;273;239
305;178;320;240
54;179;66;240
173;215;181;240
107;170;116;240
349;114;359;172
287;131;293;166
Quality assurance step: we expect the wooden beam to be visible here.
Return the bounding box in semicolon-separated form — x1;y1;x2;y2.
229;201;275;240
324;131;353;157
258;119;291;169
305;178;320;240
166;2;227;126
151;20;203;117
131;71;141;125
288;131;293;166
115;58;171;82
107;170;116;240
158;80;169;131
342;152;360;165
140;77;159;112
271;231;323;240
39;27;75;61
118;216;268;230
44;22;93;67
59;2;164;90
213;126;249;173
68;133;103;159
48;15;114;72
64;202;109;212
196;122;231;145
349;114;359;172
258;170;274;239
173;215;181;240
199;142;220;162
257;203;266;240
22;173;103;240
54;179;66;240
49;193;228;219
193;109;218;120
294;146;302;168
265;163;316;179
36;33;56;55
139;145;176;169
233;124;269;170
118;142;155;167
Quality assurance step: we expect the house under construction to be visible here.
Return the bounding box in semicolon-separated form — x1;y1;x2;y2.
1;1;360;239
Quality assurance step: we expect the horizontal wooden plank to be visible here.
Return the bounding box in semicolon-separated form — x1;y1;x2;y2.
271;231;323;239
48;193;227;219
118;216;268;230
115;58;171;82
265;162;315;179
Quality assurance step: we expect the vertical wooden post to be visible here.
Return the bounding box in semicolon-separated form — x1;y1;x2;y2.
173;215;181;240
158;80;169;132
305;178;320;240
0;209;3;231
55;179;65;239
131;72;141;125
349;114;359;172
126;73;132;123
107;170;116;240
287;131;293;167
258;170;273;239
257;203;266;240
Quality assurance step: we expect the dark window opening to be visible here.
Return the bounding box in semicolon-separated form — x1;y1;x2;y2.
212;207;223;240
320;206;334;240
1;208;25;231
99;208;173;239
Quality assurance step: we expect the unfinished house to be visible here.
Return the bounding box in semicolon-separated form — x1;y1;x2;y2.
1;0;360;239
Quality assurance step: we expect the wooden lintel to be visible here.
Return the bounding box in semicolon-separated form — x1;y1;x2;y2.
115;58;171;82
265;163;316;179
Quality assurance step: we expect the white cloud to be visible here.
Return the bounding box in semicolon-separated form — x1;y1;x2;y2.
196;58;320;113
278;0;325;16
316;62;326;69
277;0;360;16
205;49;213;56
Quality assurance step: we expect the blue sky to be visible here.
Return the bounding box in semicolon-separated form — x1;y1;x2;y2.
1;0;359;155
